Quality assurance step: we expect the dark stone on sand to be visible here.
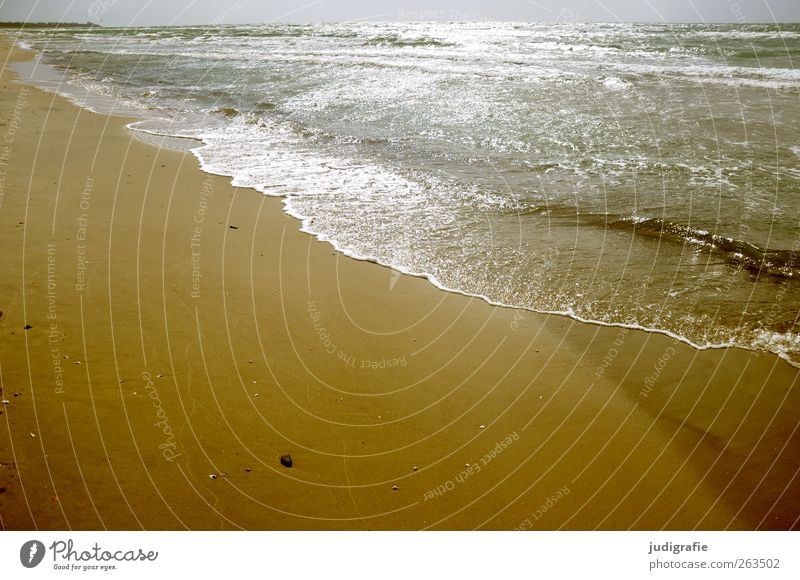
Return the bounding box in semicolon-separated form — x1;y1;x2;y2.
24;325;32;330
229;225;238;229
280;454;293;468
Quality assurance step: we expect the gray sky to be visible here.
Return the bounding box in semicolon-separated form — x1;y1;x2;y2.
1;0;798;26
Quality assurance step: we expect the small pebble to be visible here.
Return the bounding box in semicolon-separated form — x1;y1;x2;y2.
23;325;32;330
75;361;81;365
280;454;293;468
392;485;398;491
209;474;217;480
412;466;418;471
479;424;486;429
1;400;10;405
29;433;36;438
245;468;251;472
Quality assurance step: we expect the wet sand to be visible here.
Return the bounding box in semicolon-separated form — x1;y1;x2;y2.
0;36;798;531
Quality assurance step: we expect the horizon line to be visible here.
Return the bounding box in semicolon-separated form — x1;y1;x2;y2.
2;19;800;27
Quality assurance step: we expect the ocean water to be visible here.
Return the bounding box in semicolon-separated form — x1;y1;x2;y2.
15;22;800;364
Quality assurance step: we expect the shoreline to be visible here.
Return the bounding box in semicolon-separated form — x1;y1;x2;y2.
1;34;799;530
14;37;800;370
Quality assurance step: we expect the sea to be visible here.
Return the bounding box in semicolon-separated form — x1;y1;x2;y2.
12;22;800;365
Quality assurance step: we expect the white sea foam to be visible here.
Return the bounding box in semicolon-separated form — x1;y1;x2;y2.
12;22;800;367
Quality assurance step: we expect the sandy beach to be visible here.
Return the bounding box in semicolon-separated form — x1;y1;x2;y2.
0;35;798;531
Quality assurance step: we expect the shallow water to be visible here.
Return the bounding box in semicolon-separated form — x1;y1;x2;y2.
15;22;800;364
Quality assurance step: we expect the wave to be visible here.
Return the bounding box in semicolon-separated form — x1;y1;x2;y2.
728;48;800;60
213;107;239;118
518;205;799;279
364;34;456;48
15;23;800;369
609;217;800;279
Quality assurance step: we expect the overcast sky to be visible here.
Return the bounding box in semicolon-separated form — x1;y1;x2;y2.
1;0;798;26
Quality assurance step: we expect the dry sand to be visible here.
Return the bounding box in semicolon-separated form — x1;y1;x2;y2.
0;36;798;530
